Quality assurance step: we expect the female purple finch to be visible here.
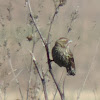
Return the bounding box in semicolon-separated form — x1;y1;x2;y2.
52;37;76;76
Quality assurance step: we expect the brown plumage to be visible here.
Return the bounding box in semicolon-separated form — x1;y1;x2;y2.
52;37;76;76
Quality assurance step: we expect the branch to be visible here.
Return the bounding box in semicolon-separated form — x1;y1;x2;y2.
45;45;65;100
62;76;66;96
29;51;48;100
53;70;65;100
47;0;67;44
8;57;23;100
26;0;46;46
26;1;65;99
10;69;24;83
49;70;65;100
47;5;60;44
26;25;35;100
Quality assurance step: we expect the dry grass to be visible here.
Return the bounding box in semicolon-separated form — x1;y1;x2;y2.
0;0;100;100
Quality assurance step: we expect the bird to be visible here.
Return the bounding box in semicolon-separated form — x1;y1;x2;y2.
52;37;76;76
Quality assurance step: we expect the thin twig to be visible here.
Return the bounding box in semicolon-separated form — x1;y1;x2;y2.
47;5;60;44
26;1;65;99
26;0;46;99
62;76;66;96
29;51;48;100
49;70;65;100
42;71;48;100
77;38;100;100
26;26;34;100
45;45;65;100
0;89;2;100
27;0;46;46
26;67;32;100
93;90;97;100
47;0;67;43
53;70;64;100
8;58;23;100
4;83;7;100
10;69;24;83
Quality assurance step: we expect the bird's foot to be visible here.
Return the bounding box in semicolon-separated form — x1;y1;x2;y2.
46;59;54;63
49;59;54;63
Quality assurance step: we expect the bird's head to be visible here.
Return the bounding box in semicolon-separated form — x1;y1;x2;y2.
55;37;72;48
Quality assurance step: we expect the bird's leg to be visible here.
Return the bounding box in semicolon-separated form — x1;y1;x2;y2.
50;59;54;62
46;59;54;64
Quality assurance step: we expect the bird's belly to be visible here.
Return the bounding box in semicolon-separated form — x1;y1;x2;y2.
52;48;69;67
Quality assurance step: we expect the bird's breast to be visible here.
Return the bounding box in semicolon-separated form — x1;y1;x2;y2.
52;46;70;67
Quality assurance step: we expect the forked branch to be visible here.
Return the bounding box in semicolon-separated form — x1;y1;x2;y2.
29;51;48;100
26;0;65;100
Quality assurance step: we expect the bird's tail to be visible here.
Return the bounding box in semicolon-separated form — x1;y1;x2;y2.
66;66;75;76
66;58;76;76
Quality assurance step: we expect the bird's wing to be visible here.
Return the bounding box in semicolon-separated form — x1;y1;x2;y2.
69;49;75;70
65;48;76;75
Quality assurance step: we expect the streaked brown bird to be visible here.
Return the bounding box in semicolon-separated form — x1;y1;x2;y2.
52;37;76;76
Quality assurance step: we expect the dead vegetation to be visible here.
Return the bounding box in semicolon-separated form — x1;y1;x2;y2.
0;0;100;100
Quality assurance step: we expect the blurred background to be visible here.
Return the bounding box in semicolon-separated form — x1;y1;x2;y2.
0;0;100;100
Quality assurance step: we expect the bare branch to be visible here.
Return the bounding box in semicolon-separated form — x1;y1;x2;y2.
53;70;65;100
8;58;23;100
10;69;24;83
49;69;65;100
62;75;66;95
47;0;67;44
47;5;60;44
4;83;7;100
0;89;2;100
26;36;36;100
29;50;48;100
26;0;46;46
42;71;48;100
45;45;65;100
26;1;65;99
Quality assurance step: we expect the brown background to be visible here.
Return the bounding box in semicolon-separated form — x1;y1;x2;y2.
0;0;100;100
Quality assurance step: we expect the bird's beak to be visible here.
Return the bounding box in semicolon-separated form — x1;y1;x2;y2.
65;40;72;47
68;40;72;44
